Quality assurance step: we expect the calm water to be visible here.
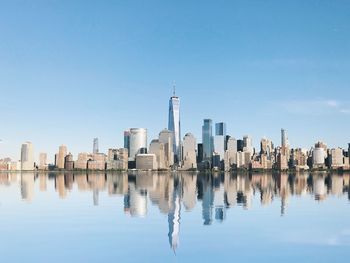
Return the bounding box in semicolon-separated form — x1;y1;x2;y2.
0;171;349;262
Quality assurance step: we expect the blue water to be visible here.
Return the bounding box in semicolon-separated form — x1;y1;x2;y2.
0;171;349;262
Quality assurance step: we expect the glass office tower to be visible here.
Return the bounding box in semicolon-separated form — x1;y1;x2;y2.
202;119;213;162
215;122;226;136
168;93;181;163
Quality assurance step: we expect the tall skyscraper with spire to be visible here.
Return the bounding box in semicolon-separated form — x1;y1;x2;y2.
168;87;181;163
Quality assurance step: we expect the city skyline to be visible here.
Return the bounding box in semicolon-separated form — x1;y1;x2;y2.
1;90;350;165
1;1;350;161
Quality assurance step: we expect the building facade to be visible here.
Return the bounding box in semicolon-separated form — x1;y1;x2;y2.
21;142;34;171
168;92;181;163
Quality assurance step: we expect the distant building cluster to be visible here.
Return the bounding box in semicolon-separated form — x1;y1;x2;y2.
1;93;350;172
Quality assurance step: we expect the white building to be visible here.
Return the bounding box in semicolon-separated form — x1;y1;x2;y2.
181;133;197;170
129;128;147;161
56;145;67;169
224;137;237;170
213;135;225;161
243;135;253;156
21;142;34;171
159;129;174;167
149;139;166;170
39;153;47;170
330;148;344;168
313;147;326;168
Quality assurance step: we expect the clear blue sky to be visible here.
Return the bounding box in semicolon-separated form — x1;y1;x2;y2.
0;0;349;162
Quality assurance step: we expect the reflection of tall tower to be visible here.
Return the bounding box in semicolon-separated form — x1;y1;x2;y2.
168;176;181;252
168;88;181;163
93;189;99;206
276;173;289;215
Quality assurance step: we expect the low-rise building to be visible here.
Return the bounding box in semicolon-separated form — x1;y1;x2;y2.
136;154;157;170
106;148;128;170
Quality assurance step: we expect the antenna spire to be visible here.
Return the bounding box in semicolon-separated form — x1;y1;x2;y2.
173;85;176;97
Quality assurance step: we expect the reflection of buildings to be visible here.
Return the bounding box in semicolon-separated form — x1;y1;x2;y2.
198;174;214;225
313;173;327;201
168;174;181;252
21;173;35;201
276;173;290;215
3;170;350;253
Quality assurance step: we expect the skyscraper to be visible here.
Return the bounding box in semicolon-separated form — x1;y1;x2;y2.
149;139;166;169
56;145;67;169
168;89;181;163
214;122;226;161
21;142;34;171
124;130;131;155
181;133;197;170
39;152;47;170
243;135;253;154
215;122;226;136
128;128;147;161
159;129;174;167
281;129;288;147
202;119;213;162
93;138;99;154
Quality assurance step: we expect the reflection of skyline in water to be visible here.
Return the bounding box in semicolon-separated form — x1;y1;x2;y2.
0;171;349;252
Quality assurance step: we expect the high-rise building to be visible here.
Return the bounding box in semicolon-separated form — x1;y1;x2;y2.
312;143;326;169
56;145;67;169
21;142;34;171
168;90;181;163
181;133;197;170
243;135;253;154
124;130;131;154
197;143;203;163
159;129;174;167
281;129;288;148
149;139;166;170
237;139;244;152
260;138;273;159
93;138;99;154
330;148;344;168
202;119;213;162
128;128;147;161
215;122;226;136
39;152;47;170
224;137;237;170
213;135;225;161
214;122;226;161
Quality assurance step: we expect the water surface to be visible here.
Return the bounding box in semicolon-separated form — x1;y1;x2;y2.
0;171;349;262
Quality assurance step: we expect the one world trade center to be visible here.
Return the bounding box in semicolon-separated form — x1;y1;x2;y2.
168;88;181;164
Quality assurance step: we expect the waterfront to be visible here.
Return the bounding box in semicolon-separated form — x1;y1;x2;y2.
0;171;349;262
